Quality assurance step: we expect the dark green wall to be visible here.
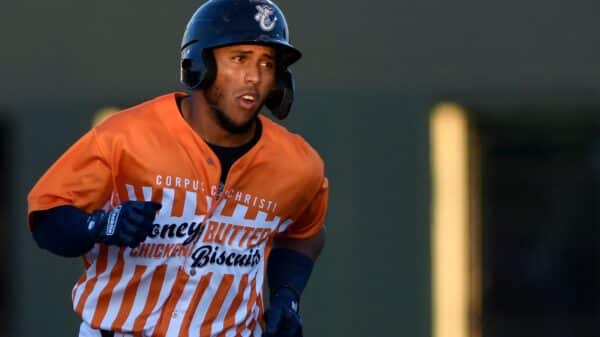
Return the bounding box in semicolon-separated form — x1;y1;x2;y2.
2;0;600;336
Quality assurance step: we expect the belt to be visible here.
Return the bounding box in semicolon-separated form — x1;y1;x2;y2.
100;330;114;337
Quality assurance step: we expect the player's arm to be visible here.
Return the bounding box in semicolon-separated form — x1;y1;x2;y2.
263;230;326;337
31;202;161;258
272;226;326;260
31;206;96;257
264;176;329;337
268;227;327;297
28;129;161;258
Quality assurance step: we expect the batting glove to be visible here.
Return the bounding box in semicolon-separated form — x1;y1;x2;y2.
263;286;303;337
87;201;161;248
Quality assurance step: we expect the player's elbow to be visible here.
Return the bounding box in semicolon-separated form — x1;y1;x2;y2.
312;227;326;257
274;227;326;261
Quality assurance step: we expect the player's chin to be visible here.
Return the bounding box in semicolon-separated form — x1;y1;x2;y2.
224;119;256;134
229;109;258;125
217;108;259;134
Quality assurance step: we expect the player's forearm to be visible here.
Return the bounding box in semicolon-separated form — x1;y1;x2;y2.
31;205;95;257
268;228;326;296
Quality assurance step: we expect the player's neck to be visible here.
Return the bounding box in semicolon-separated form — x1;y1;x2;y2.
180;94;256;148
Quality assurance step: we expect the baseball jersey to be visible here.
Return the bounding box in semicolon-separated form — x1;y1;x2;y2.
27;92;329;337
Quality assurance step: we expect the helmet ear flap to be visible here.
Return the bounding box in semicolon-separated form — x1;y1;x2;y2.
181;58;202;89
266;70;295;120
180;48;217;89
198;49;217;89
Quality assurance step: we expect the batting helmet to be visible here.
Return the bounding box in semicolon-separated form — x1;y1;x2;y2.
180;0;302;119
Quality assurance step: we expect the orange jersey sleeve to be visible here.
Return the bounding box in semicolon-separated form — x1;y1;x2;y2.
27;128;113;228
278;176;329;240
257;122;329;240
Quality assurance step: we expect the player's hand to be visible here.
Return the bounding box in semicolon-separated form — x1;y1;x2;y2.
86;201;161;248
263;287;303;337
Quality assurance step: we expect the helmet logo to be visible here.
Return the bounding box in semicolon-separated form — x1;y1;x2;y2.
254;5;277;31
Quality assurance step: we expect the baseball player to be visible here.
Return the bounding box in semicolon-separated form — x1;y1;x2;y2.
27;0;328;336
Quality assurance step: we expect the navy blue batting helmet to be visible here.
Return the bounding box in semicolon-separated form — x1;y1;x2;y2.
180;0;302;119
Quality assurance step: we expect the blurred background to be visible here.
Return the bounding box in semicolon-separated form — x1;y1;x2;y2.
1;0;600;336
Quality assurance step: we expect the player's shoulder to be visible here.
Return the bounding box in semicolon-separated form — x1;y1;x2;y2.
260;115;325;181
93;92;180;134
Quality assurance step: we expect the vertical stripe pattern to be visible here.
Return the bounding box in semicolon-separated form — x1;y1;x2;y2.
71;183;284;337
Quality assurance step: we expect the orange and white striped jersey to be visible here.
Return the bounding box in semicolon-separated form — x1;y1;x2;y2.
27;92;329;337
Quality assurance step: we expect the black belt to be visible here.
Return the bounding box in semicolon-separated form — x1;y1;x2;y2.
100;330;114;337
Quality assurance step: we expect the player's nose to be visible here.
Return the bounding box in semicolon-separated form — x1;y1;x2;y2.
243;64;261;84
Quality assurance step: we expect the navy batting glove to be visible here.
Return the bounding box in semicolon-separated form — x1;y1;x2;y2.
87;201;161;248
263;287;302;337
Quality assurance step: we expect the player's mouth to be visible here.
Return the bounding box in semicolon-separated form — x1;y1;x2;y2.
237;92;258;110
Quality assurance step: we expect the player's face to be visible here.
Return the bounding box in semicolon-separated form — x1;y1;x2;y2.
205;44;276;134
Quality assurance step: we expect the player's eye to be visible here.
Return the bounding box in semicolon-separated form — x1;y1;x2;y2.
260;60;275;69
232;55;245;63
